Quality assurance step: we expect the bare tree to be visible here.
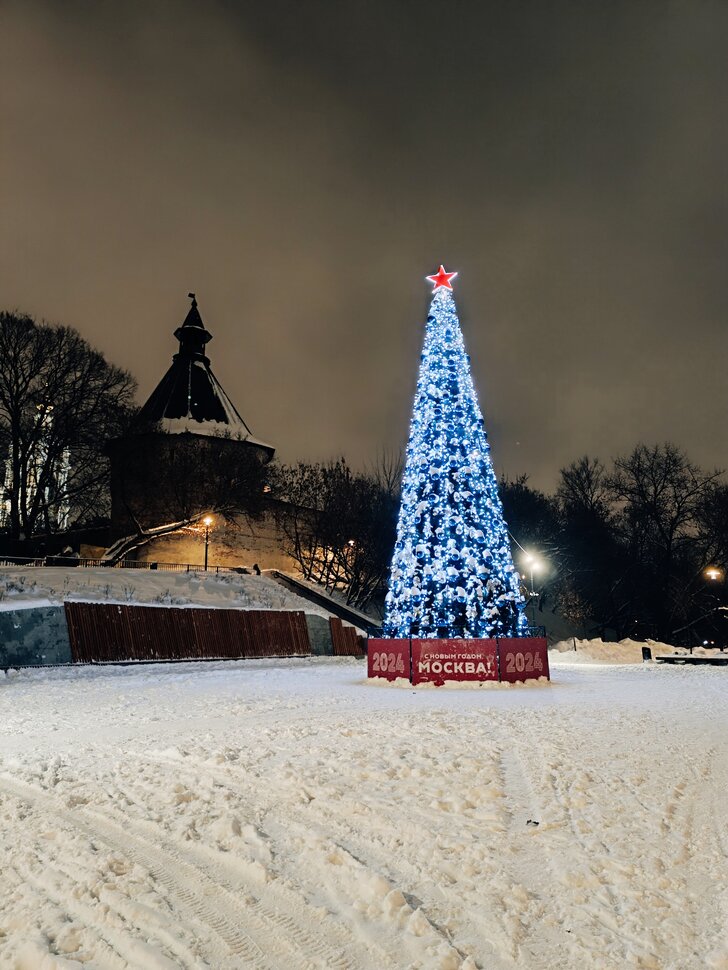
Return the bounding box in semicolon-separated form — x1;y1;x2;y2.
368;448;404;499
0;311;137;541
696;483;728;568
272;458;398;610
606;443;723;639
550;456;627;636
557;456;611;518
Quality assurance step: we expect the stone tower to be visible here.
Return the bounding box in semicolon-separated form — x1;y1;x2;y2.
107;294;274;541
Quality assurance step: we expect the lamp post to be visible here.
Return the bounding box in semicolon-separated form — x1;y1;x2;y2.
703;566;725;649
523;553;543;627
203;515;213;571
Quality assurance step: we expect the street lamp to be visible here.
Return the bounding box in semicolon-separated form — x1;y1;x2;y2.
522;552;543;627
202;515;213;571
697;566;725;651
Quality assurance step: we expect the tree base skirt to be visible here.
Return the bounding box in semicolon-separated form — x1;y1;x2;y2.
367;636;549;685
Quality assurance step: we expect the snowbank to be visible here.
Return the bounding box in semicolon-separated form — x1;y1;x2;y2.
549;636;723;664
0;566;332;618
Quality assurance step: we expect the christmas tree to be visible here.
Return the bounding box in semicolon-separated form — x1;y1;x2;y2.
383;266;527;639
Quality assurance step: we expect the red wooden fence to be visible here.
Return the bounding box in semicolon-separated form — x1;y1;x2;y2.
329;617;367;657
64;602;311;663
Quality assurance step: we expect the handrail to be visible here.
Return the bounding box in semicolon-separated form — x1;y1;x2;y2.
269;570;382;636
0;555;245;574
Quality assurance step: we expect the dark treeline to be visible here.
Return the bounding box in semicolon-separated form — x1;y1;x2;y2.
501;446;728;645
274;444;728;643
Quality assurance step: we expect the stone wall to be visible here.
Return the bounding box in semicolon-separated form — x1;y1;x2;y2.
0;606;72;666
306;614;334;656
133;508;298;571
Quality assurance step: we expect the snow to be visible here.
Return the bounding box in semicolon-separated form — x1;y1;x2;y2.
159;417;273;451
1;658;726;968
367;676;551;691
0;567;333;618
551;637;726;664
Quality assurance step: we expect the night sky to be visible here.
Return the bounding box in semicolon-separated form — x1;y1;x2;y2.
2;1;727;490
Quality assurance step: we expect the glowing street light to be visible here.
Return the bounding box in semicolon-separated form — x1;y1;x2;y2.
523;553;543;591
522;552;544;626
704;566;724;582
202;515;214;572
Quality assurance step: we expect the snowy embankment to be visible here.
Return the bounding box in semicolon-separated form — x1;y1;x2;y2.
0;566;332;618
1;659;727;969
551;636;724;664
551;637;670;664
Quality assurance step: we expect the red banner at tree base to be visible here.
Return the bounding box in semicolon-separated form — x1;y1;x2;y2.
367;639;411;681
411;638;498;685
367;637;549;685
497;638;549;683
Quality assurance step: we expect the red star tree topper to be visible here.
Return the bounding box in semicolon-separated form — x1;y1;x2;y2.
426;264;458;291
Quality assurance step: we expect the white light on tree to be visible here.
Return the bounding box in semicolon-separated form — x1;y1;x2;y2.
383;267;527;639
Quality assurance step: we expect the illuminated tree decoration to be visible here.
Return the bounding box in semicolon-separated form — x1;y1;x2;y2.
383;268;527;639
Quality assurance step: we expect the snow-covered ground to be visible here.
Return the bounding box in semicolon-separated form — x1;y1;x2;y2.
1;658;726;969
0;567;331;618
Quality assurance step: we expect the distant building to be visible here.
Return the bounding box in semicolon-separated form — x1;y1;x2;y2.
106;295;296;570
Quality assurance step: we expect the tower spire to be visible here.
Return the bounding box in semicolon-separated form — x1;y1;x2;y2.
173;292;212;359
134;294;273;460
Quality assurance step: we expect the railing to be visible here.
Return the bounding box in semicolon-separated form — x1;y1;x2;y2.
0;554;245;574
269;570;382;636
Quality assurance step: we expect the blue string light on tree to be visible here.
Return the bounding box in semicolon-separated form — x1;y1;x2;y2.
383;265;527;639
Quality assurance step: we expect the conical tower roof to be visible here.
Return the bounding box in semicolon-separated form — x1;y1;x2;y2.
137;294;274;460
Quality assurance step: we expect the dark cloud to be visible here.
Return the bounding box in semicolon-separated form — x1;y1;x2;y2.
2;0;727;490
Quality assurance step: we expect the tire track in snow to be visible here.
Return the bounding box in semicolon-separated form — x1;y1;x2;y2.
3;859;144;970
135;749;457;968
140;735;520;968
659;743;727;966
96;776;384;969
102;806;363;970
0;774;283;969
496;743;594;969
0;771;379;970
500;710;714;969
275;791;514;967
8;857;197;970
533;755;669;965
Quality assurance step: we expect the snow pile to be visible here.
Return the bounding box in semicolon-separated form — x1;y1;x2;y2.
0;566;331;617
552;636;682;664
1;659;726;968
